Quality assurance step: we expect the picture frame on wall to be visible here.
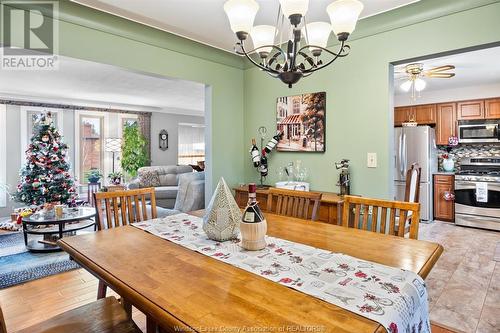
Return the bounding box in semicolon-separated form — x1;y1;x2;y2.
276;92;326;152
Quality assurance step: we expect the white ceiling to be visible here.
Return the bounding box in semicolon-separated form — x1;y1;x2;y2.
394;46;500;95
70;0;420;52
0;54;205;116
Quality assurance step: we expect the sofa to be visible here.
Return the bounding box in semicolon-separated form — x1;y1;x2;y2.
127;165;194;208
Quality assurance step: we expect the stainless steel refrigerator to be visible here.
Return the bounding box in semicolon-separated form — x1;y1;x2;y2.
394;126;437;221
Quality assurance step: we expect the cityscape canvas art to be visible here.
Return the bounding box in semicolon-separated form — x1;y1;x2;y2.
276;92;326;152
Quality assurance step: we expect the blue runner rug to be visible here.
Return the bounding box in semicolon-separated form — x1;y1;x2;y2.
0;232;80;289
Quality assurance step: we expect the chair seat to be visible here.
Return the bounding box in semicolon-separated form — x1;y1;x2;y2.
15;297;141;333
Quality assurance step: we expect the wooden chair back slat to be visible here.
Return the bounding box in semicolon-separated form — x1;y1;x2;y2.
341;195;420;239
0;304;7;333
371;207;378;232
94;188;157;230
267;188;322;221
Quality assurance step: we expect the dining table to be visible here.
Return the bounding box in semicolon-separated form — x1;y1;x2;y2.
58;211;443;333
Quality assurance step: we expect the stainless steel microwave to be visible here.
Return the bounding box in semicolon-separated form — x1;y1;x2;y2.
458;119;500;143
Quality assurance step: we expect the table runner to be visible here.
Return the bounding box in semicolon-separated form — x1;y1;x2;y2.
133;213;430;333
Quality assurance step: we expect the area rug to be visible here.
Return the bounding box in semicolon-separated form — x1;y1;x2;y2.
0;232;80;289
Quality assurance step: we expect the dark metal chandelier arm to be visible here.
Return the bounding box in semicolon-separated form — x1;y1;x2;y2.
235;42;285;74
298;41;350;74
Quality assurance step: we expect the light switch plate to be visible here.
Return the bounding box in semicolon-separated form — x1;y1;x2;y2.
367;153;377;168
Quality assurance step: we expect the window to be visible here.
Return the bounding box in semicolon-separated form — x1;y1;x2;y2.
0;104;6;207
178;123;205;165
20;106;63;158
79;115;104;183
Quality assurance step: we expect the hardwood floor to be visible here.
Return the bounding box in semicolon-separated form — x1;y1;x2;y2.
0;268;455;333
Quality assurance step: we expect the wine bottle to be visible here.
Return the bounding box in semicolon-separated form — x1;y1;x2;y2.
242;183;264;223
258;150;268;177
264;131;283;153
250;138;261;167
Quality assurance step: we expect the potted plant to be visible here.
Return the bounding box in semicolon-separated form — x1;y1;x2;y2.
108;172;123;185
87;169;102;184
121;122;148;178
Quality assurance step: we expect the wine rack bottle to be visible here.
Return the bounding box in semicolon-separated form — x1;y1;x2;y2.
264;131;283;153
250;138;260;167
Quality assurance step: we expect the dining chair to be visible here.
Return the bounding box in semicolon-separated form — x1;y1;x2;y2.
0;296;141;333
341;195;421;239
94;188;157;300
266;188;322;221
397;163;422;234
94;187;157;231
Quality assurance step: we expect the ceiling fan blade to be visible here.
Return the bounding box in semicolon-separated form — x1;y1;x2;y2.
426;65;455;73
425;73;456;78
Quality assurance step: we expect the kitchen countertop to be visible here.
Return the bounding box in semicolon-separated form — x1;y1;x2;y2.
434;171;456;175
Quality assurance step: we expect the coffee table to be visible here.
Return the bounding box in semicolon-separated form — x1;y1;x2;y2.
22;207;96;252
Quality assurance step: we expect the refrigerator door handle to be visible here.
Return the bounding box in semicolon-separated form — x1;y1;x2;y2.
398;132;403;176
402;133;407;176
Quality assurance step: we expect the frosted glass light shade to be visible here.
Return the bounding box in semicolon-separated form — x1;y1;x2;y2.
250;25;276;55
414;78;426;91
279;0;309;17
303;22;331;53
327;0;363;37
224;0;259;34
400;80;412;92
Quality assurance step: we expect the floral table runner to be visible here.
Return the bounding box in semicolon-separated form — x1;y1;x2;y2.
133;213;430;333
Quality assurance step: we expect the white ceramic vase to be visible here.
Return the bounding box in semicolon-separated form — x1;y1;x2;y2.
442;158;454;172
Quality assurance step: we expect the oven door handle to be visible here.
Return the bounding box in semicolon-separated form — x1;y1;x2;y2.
455;181;500;191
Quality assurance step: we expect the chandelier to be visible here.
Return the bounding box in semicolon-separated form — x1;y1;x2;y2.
224;0;363;88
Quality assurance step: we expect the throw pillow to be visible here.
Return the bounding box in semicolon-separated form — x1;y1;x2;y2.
138;170;161;188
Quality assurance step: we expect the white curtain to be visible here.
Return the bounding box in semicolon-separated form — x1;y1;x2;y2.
178;124;205;165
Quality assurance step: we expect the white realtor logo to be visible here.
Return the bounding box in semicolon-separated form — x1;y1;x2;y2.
0;0;59;70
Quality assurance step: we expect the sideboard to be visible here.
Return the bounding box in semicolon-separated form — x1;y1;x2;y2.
233;185;346;225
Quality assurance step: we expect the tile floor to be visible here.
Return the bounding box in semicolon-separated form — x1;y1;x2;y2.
419;221;500;333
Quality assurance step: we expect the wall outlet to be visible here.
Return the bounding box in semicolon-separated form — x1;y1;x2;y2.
367;153;377;168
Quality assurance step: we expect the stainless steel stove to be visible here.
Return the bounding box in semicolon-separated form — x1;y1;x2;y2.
455;157;500;231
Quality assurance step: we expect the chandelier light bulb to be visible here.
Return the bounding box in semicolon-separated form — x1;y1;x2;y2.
250;25;276;57
327;0;364;40
400;80;412;92
223;0;259;37
414;78;427;91
303;22;331;55
278;0;309;18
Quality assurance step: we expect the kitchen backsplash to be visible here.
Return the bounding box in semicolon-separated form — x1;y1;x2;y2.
437;144;500;171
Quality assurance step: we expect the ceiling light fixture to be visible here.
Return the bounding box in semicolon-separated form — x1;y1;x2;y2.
224;0;363;88
397;63;455;100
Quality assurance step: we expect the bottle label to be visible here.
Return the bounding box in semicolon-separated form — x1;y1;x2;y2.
243;211;255;222
251;150;260;162
265;139;277;151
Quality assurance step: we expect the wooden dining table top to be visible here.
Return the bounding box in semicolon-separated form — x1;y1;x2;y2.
58;213;443;333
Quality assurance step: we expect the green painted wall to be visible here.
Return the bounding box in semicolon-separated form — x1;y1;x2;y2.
0;1;245;192
243;1;500;199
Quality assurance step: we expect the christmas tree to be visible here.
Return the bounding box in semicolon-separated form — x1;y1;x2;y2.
14;112;77;206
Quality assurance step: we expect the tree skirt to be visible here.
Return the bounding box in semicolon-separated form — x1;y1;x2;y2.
0;233;80;289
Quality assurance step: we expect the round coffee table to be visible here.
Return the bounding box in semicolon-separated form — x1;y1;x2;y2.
22;207;96;252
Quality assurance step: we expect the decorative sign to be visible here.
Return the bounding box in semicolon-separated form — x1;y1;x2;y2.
276;92;326;152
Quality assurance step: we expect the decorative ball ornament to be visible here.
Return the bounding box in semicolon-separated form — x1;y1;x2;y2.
41;135;50;142
203;177;242;241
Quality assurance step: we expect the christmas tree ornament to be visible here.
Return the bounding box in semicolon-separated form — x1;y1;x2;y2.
203;177;242;242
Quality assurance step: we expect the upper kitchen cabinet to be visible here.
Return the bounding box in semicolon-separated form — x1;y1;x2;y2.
485;98;500;119
457;99;485;120
394;106;413;126
394;104;436;126
415;104;436;124
436;103;456;145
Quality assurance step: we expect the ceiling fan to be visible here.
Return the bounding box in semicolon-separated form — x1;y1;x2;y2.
396;63;455;100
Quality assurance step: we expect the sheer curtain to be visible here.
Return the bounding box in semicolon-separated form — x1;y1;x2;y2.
178;124;205;165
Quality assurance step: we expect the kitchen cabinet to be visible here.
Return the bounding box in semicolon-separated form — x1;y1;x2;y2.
457;100;485;120
394;104;436;126
433;174;454;222
414;104;436;124
436;103;456;145
485;98;500;119
394;106;413;126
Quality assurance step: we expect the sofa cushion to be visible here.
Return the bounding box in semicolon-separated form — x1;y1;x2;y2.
154;186;179;199
138;170;161;188
159;174;178;186
137;165;193;186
